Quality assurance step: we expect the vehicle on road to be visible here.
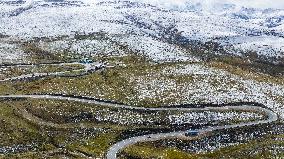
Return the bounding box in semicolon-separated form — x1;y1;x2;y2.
80;58;93;64
185;130;199;136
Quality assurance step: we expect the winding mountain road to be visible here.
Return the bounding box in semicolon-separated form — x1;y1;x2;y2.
0;1;280;158
0;94;278;159
0;62;103;82
107;106;277;159
0;62;279;159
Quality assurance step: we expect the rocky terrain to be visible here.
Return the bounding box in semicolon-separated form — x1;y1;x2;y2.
0;0;283;158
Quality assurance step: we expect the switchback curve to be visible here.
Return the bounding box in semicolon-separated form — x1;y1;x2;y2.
0;94;278;159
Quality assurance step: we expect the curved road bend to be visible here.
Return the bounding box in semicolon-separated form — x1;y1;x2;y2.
106;105;277;159
2;1;277;158
0;94;278;159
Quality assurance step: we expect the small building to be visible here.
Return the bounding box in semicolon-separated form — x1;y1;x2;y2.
80;58;93;64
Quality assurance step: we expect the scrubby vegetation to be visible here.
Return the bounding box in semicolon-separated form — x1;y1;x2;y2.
0;29;283;159
122;122;284;159
0;96;266;158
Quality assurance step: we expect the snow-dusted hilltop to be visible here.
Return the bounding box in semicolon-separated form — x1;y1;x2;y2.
0;0;283;64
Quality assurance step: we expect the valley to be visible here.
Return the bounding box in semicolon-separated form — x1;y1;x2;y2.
0;0;283;159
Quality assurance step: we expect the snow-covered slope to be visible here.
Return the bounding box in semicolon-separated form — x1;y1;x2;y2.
0;0;283;119
0;0;283;63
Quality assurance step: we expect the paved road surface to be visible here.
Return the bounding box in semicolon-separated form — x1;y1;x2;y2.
0;94;278;159
1;1;278;158
0;61;278;159
0;62;103;82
